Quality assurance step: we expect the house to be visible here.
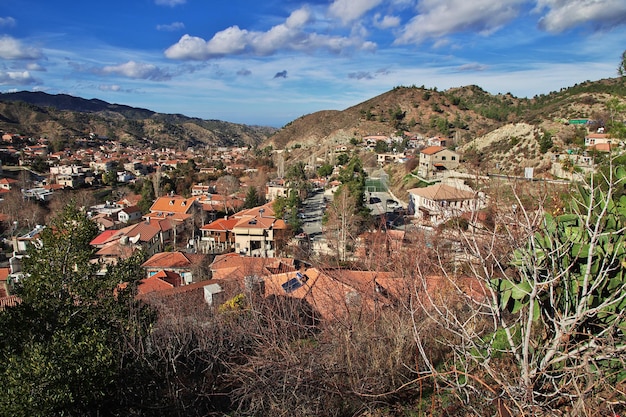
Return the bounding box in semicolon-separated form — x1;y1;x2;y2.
263;268;403;321
265;180;289;201
137;271;183;296
149;195;197;217
408;183;484;225
0;177;18;191
11;225;46;255
377;152;406;165
209;253;304;281
191;183;214;196
584;133;613;148
141;251;206;285
91;218;173;263
231;203;289;257
417;146;459;178
118;205;142;224
56;173;85;188
199;216;239;254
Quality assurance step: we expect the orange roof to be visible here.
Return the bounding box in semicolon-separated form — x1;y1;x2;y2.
200;217;239;231
125;222;160;242
142;251;204;269
0;295;21;309
233;202;276;218
95;240;137;258
264;268;378;321
420;146;446;155
233;215;276;230
152;270;183;287
138;274;176;295
586;133;609;139
90;230;120;246
210;253;300;281
0;267;9;282
589;143;613;152
149;195;197;215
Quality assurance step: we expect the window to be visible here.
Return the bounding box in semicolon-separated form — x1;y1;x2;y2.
452;156;456;161
441;156;446;161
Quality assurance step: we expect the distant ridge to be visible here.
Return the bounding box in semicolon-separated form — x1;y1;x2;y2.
0;91;277;148
0;91;156;119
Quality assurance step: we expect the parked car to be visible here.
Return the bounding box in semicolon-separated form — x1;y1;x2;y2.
386;199;400;209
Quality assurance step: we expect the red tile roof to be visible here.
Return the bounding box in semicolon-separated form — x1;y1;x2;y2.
90;230;120;246
201;217;239;231
141;251;204;269
210;253;299;281
0;267;9;282
138;274;176;295
420;146;445;155
149;195;197;215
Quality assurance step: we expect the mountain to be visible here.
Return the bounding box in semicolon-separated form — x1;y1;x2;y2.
0;91;277;149
267;77;626;177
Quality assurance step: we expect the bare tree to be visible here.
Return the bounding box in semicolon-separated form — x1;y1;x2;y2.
409;169;626;415
215;175;240;213
323;186;361;262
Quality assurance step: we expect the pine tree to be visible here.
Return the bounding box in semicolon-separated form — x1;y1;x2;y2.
0;203;151;416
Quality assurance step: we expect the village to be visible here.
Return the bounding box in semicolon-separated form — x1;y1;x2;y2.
0;119;619;314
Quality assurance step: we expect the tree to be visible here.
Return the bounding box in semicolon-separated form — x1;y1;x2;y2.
336;153;349;165
216;174;240;213
618;49;626;77
0;204;151;416
413;168;626;415
317;163;333;178
374;140;388;153
243;186;261;209
138;178;156;213
323;186;361;262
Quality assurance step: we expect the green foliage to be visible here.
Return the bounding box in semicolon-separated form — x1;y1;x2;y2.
374;140;389;153
336;153;349;165
243;186;261;209
286;161;306;181
317;162;333;177
0;204;151;416
493;170;626;387
538;130;553;153
137;178;155;213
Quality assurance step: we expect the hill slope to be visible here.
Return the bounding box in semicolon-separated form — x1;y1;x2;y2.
267;78;626;175
0;91;276;149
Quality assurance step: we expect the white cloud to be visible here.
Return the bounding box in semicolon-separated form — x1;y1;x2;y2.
0;35;43;60
0;17;16;27
165;7;373;60
155;0;186;6
0;70;37;85
373;14;401;29
395;0;526;44
328;0;383;25
26;62;45;71
456;63;489;72
535;0;626;32
100;61;171;81
98;84;133;93
156;21;185;32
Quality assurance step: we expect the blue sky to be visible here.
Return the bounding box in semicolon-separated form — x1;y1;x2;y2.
1;0;625;127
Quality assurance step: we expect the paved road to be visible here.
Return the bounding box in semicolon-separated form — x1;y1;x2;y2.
300;189;325;239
